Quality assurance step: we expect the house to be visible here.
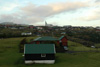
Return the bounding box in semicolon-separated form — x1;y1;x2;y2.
37;27;43;30
61;32;66;34
60;27;65;30
18;26;26;29
30;36;59;44
59;36;68;50
30;36;68;51
28;25;34;29
96;27;100;29
24;44;56;64
21;32;32;36
10;27;18;29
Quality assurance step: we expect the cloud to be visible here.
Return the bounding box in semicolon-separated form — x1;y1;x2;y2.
95;0;100;2
80;15;100;21
77;0;100;21
0;14;27;24
0;1;89;25
79;8;100;21
3;4;18;11
20;2;89;16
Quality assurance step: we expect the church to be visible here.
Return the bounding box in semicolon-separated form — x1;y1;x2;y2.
45;21;53;27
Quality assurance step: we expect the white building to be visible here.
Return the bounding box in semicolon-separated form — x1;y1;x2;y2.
21;32;32;36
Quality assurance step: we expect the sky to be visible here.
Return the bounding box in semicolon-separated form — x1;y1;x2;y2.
0;0;100;26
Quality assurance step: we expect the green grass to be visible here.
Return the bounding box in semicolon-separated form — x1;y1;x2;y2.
0;37;100;67
95;43;100;47
68;41;99;51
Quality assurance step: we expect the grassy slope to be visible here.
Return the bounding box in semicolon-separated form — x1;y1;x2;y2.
0;37;100;67
95;43;100;47
68;41;99;51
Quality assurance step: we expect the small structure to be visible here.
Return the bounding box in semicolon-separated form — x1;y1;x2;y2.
59;36;68;50
24;44;56;64
21;32;32;36
28;25;34;29
61;32;66;35
30;36;68;51
30;36;59;44
60;27;65;30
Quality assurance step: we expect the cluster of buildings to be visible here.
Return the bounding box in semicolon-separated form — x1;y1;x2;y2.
0;22;100;31
0;21;100;37
24;36;68;64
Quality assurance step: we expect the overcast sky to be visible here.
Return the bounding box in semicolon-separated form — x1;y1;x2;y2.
0;0;100;26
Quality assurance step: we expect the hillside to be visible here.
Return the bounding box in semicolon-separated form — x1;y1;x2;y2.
68;41;99;51
0;37;100;67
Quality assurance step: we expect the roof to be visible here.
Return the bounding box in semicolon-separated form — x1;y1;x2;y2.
24;44;56;54
34;36;58;41
59;36;65;40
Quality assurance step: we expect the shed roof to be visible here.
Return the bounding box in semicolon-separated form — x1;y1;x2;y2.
34;36;58;41
24;44;55;54
59;36;65;40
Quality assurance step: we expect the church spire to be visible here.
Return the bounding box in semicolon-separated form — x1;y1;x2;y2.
45;21;47;26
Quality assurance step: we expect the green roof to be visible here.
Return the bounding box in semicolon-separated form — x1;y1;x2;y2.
59;36;65;40
34;36;58;41
24;44;55;54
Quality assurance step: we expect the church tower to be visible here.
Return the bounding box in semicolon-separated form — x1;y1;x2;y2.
45;21;48;26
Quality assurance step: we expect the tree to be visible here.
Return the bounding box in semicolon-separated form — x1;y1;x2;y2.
19;38;28;53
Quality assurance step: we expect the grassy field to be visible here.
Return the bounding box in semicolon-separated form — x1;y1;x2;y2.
0;37;100;67
68;41;100;51
95;43;100;47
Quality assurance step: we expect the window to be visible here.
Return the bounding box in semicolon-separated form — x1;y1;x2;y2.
41;54;46;57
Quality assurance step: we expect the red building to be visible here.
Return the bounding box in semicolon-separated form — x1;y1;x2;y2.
30;36;68;50
59;36;68;47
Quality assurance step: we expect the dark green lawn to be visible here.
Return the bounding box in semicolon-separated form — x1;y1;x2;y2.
0;37;100;67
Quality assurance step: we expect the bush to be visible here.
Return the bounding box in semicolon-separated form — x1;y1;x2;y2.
19;38;28;53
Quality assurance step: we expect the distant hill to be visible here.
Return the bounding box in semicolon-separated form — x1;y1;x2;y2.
0;22;28;26
0;22;15;25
